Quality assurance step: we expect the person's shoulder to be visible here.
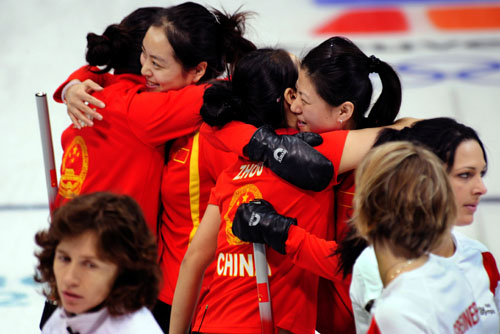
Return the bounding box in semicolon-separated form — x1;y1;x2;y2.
351;246;382;302
372;298;434;334
40;307;64;333
453;230;489;253
353;246;378;275
110;307;163;334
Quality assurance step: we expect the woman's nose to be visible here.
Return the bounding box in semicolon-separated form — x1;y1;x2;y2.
63;263;80;286
475;177;487;196
290;99;301;114
141;62;151;77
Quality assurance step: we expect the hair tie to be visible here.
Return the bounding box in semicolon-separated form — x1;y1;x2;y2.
369;55;381;73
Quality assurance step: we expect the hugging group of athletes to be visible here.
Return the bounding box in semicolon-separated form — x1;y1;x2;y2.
34;2;499;334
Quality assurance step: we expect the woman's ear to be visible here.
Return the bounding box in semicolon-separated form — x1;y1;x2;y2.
191;61;208;83
338;101;354;123
284;87;296;106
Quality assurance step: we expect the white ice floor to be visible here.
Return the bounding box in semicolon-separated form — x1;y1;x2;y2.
1;0;499;333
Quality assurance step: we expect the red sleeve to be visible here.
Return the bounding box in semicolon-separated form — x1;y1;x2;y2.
285;224;343;283
482;252;500;294
367;317;382;334
53;65;114;102
314;130;349;187
199;121;257;157
127;84;207;146
316;130;349;166
208;186;218;206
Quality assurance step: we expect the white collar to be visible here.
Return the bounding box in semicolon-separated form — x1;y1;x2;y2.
59;307;109;334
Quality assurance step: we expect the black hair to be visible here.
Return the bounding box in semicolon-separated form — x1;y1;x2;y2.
379;117;488;172
335;117;487;277
152;2;256;82
301;36;402;129
85;7;161;75
200;48;298;129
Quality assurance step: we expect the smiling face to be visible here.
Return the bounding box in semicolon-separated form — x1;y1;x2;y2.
53;231;118;314
448;140;487;226
140;26;198;92
290;68;343;133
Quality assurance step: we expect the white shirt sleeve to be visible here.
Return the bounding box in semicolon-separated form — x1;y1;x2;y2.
350;246;383;334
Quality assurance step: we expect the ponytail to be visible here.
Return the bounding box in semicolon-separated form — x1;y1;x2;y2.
334;227;368;278
366;56;402;127
200;81;243;126
301;37;402;130
201;48;297;129
153;2;256;82
85;7;161;75
212;8;257;76
85;31;114;73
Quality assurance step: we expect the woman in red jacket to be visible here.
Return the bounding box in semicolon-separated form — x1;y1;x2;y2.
51;3;255;332
200;36;407;334
55;4;333;332
170;43;414;333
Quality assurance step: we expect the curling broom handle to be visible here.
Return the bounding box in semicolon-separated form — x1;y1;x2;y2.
35;92;58;212
253;243;274;334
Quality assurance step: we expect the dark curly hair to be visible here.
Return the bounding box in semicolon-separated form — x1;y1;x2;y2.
34;192;161;316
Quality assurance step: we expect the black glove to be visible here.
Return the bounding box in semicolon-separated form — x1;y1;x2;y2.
232;199;297;254
244;125;333;192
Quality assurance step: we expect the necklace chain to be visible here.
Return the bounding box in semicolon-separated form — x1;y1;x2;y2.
385;259;415;282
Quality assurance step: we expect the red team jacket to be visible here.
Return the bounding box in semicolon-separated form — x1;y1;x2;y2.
201;122;355;333
157;130;237;305
52;66;206;232
194;126;348;333
53;67;242;310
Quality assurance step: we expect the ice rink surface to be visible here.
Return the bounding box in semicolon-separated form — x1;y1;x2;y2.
1;0;499;332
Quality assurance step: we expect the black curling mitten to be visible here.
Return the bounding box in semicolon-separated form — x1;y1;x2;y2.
232;199;297;255
244;125;333;191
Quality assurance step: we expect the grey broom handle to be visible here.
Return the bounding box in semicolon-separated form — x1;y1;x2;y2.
36;92;58;212
253;243;274;333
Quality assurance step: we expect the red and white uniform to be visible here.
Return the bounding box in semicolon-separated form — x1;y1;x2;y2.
157;131;237;305
350;246;384;334
368;254;486;334
192;128;348;334
452;231;500;329
52;66;205;233
352;231;500;334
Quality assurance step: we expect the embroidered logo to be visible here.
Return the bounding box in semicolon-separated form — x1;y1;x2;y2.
224;184;262;245
58;136;89;199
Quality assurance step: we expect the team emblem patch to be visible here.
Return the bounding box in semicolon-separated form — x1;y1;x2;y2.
224;184;262;245
58;136;89;199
